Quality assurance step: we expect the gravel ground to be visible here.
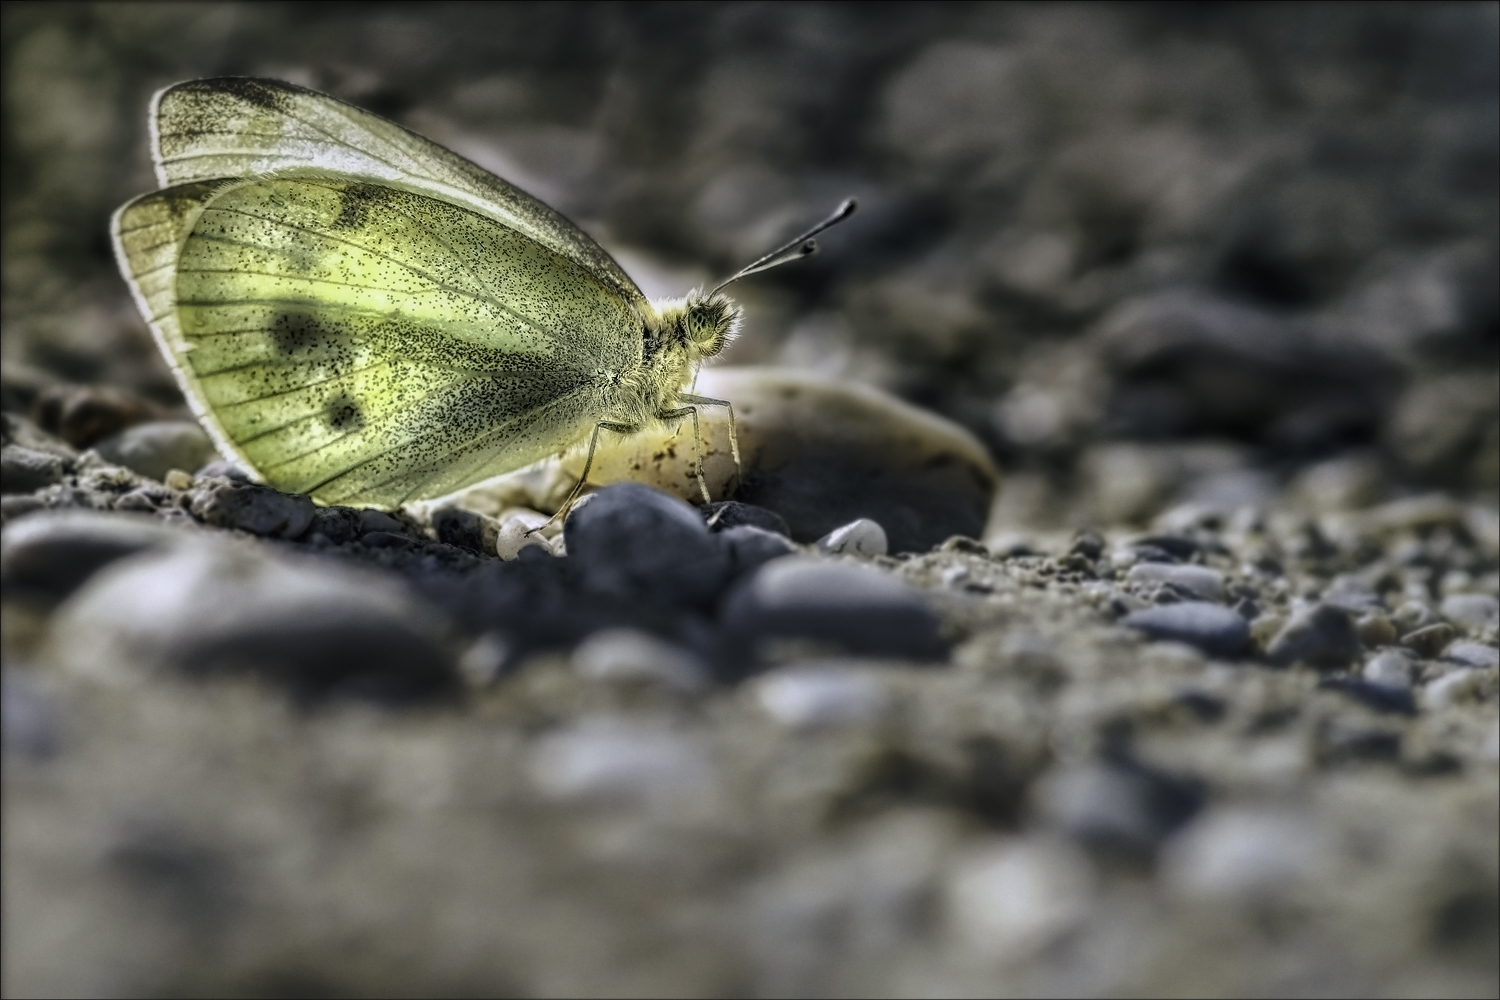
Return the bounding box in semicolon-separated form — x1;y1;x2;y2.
3;5;1497;998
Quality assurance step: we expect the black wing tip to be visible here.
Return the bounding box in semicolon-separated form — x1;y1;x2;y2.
162;77;316;112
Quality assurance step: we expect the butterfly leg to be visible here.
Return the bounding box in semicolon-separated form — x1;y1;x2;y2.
529;419;639;535
657;404;713;504
677;393;741;479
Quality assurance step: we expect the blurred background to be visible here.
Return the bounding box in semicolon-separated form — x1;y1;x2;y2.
3;2;1497;532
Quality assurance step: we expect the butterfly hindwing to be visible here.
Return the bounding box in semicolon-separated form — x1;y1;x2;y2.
114;174;642;507
151;78;648;312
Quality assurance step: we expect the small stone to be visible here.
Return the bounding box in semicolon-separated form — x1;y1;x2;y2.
721;557;944;661
1321;575;1383;613
1354;611;1397;648
307;506;362;545
1035;756;1205;853
1423;668;1493;710
1068;531;1105;561
2;672;60;759
493;509;551;560
356;508;406;535
46;536;457;703
701;501;791;537
753;663;891;729
92;421;216;483
721;524;797;575
1;445;68;494
430;506;498;555
31;384;154;448
190;481;315;539
1363;649;1414;689
360;531;413;550
527;717;713;803
0;509;186;605
946;839;1094;960
571;629;708;692
1444;642;1499;670
163;469;195;490
1164;809;1327;901
1402;622;1457;658
1125;563;1225;601
1441;593;1500;634
113;487;163;513
1122;602;1250;658
1132;535;1200;561
1392;600;1439;635
1265;604;1363;668
1316;676;1416;715
194;460;252;483
564;483;731;609
816;518;888;558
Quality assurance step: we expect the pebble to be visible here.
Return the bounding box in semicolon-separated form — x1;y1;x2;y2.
0;509;186;604
46;536;458;703
571;629;709;692
492;509;551;560
527;717;714;803
946;839;1094;959
429;506;498;555
1164;809;1327;901
194;459;253;482
91;421;216;483
1035;756;1205;854
1;445;68;493
189;480;315;540
721;557;945;661
1422;668;1492;710
815;518;888;558
1401;622;1456;658
1122;602;1250;658
721;525;797;575
1;672;60;759
1125;562;1225;601
1391;600;1439;635
357;509;407;535
1440;593;1499;634
565;484;731;608
30;384;154;448
1443;642;1499;670
1321;575;1384;613
753;663;891;729
1265;604;1363;668
702;501;791;537
1354;611;1397;648
1362;649;1414;689
1316;676;1416;715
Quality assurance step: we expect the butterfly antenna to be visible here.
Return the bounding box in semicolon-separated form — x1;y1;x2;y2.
711;198;857;295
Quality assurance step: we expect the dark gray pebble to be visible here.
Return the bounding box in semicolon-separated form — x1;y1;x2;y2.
194;459;253;483
1132;535;1200;560
721;525;797;575
1317;677;1417;715
1402;623;1457;658
189;481;315;539
565;483;731;609
1;445;68;494
1444;642;1499;670
702;501;791;537
92;421;215;482
361;531;415;550
721;557;944;661
430;507;497;554
1266;604;1363;668
1123;602;1250;658
1037;755;1205;855
0;509;184;605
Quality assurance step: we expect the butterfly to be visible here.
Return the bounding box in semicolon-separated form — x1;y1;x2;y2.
111;77;853;510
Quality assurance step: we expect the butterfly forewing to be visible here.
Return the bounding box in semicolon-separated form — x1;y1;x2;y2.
151;78;647;313
116;174;642;507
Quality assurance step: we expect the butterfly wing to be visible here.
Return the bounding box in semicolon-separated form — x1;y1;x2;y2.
150;77;648;313
113;174;641;507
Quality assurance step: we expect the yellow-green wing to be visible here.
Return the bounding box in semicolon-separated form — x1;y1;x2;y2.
113;174;641;508
150;77;648;313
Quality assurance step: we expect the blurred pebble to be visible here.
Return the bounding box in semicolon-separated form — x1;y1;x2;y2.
0;445;68;493
722;557;944;661
721;524;797;575
1363;649;1415;689
1035;757;1205;854
1123;602;1250;658
945;838;1095;960
91;420;215;483
430;506;498;555
31;384;154;448
1354;612;1397;648
571;629;709;692
1125;562;1224;601
1316;676;1416;715
753;663;891;729
816;518;888;558
565;483;731;607
702;501;790;537
1164;809;1327;901
190;480;315;539
1321;575;1383;613
1422;668;1493;710
527;717;714;803
357;509;406;535
1402;622;1456;658
1266;604;1363;668
1441;593;1499;634
1;672;60;759
1444;642;1499;670
46;536;458;703
194;459;252;483
0;509;185;605
1392;600;1439;635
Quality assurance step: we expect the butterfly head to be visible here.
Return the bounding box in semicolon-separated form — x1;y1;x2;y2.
653;290;742;361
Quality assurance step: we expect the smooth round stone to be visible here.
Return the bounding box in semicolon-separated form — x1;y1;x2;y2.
565;483;731;608
1423;668;1491;709
194;459;253;483
571;629;708;692
46;537;458;703
721;557;944;661
1401;622;1456;658
1164;809;1327;901
753;663;891;729
1;445;68;494
816;518;889;558
720;524;797;575
1265;604;1363;668
0;509;186;605
1354;612;1397;648
189;480;315;540
429;506;498;555
527;717;713;803
946;839;1094;960
492;508;552;560
1125;562;1225;601
1035;757;1205;853
92;421;216;483
1122;602;1250;658
1444;642;1499;669
1362;649;1414;689
1441;593;1499;633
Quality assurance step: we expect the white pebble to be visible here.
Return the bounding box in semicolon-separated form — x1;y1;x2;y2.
528;718;713;804
1164;808;1326;901
1423;668;1491;709
754;664;890;729
493;507;552;559
816;518;888;558
1125;562;1225;601
945;838;1094;960
571;629;707;692
1362;649;1414;689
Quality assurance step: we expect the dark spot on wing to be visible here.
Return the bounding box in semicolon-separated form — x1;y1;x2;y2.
327;394;364;432
271;312;324;354
199;77;299;114
333;183;389;231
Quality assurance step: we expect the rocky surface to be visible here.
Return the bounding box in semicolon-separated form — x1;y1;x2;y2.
3;5;1498;998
